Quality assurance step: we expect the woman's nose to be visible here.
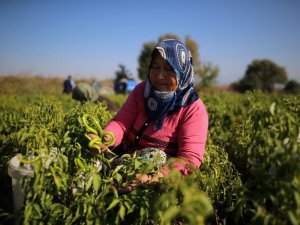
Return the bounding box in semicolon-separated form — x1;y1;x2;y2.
157;69;166;79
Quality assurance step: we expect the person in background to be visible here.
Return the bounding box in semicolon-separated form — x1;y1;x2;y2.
72;82;117;112
90;39;209;193
119;77;128;94
91;77;102;92
63;75;76;94
114;77;128;94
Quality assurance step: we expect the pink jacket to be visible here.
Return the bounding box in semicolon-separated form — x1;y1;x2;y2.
105;81;208;174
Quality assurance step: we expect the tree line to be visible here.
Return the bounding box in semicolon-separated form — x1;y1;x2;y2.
115;33;299;94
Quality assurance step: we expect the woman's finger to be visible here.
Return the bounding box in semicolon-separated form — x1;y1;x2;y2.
117;183;137;194
102;132;116;147
102;134;112;142
88;133;99;139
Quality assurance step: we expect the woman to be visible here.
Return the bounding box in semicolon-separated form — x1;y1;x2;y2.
95;39;208;192
72;82;117;112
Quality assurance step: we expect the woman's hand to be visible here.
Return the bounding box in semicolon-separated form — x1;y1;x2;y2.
117;172;164;194
87;132;115;154
102;131;116;148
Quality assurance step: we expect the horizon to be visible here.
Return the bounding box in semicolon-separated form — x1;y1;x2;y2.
1;0;299;85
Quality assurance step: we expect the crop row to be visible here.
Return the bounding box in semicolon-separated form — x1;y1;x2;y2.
0;92;299;225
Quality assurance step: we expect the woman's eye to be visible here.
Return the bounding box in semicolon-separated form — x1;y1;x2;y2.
151;66;159;70
165;67;173;72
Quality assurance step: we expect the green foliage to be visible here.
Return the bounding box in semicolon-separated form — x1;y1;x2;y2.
195;139;244;223
0;76;65;95
236;59;288;92
105;94;129;109
195;61;219;90
184;35;201;72
0;91;299;225
137;42;156;80
0;95;213;225
151;170;213;225
284;80;300;94
115;64;132;81
203;91;300;224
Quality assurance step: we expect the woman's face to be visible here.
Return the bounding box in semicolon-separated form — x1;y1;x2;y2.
149;53;177;92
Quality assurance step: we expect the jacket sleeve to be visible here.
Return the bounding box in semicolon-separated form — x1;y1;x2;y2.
161;99;209;175
104;84;142;147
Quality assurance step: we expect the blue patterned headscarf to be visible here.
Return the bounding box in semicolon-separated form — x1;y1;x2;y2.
144;39;199;130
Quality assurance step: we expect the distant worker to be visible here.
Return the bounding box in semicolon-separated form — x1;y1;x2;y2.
114;77;128;94
119;78;127;94
91;77;102;92
72;82;117;112
63;75;76;94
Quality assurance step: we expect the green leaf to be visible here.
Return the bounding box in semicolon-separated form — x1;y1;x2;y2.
93;173;101;193
115;173;123;185
134;159;142;169
118;204;126;221
139;207;147;221
71;206;82;223
270;102;276;115
33;203;42;218
106;199;120;211
294;192;300;208
86;175;93;191
111;186;118;198
124;201;134;214
50;166;62;190
287;211;298;225
112;165;124;176
162;206;180;224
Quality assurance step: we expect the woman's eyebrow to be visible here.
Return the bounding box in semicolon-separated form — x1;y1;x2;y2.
151;61;159;65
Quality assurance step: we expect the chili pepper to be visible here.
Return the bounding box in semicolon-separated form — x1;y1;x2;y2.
82;114;98;135
102;131;115;146
81;114;116;155
75;158;85;170
17;154;40;164
88;136;103;153
91;115;103;137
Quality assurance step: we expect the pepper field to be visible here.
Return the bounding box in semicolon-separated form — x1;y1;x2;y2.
0;77;299;225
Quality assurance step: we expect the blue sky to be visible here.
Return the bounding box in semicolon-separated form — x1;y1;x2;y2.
0;0;299;84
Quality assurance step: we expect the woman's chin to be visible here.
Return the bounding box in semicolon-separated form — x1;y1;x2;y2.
154;85;169;92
